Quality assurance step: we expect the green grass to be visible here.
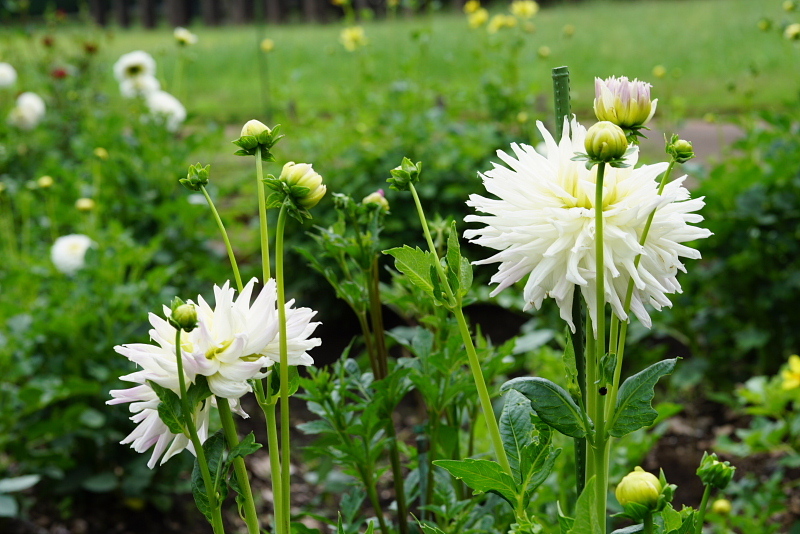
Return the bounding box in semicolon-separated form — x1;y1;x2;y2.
74;0;789;122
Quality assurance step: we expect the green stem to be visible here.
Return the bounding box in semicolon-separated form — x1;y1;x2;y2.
275;202;291;534
256;146;272;282
606;160;677;421
217;397;261;534
174;329;225;534
201;185;244;292
593;162;608;532
408;182;512;476
256;387;284;534
695;485;712;534
643;512;654;534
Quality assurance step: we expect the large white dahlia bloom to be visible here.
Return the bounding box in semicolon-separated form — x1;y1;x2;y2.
108;278;321;467
464;118;711;332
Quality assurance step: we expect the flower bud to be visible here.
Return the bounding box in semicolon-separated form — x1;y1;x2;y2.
180;163;210;192
75;198;96;211
697;452;735;490
785;23;800;41
170;298;198;332
615;467;662;509
261;38;275;53
241;119;270;138
362;189;389;212
463;0;480;14
711;498;732;515
279;162;326;210
784;0;797;12
594;76;658;129
174;27;198;46
93;147;109;160
666;134;695;163
37;175;54;188
585;121;628;162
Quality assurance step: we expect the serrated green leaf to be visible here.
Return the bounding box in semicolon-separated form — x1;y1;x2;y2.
500;389;534;484
668;511;695;534
446;221;461;277
568;478;601;534
458;256;473;297
522;438;561;499
433;458;517;507
502;377;590;439
192;430;226;523
229;432;262;460
0;475;40;493
149;381;185;435
609;359;678;437
186;375;212;409
383;246;436;298
599;352;617;387
557;501;575;534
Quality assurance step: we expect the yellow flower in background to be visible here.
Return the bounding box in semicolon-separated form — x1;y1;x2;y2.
387;0;400;8
468;8;489;28
94;147;109;160
340;26;367;52
331;0;347;6
784;0;797;12
510;0;538;20
261;38;275;53
757;18;772;32
37;175;54;188
711;499;732;515
652;65;667;79
785;23;800;41
537;45;551;58
488;14;517;33
173;27;198;46
781;355;800;390
563;23;576;37
463;0;480;14
76;198;96;211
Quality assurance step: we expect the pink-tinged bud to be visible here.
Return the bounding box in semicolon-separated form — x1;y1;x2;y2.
594;76;658;129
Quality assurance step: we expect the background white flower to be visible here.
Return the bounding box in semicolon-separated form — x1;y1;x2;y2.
119;74;161;98
113;50;156;83
145;90;186;132
51;234;94;275
7;92;46;130
0;62;17;87
174;27;198;46
465;117;711;332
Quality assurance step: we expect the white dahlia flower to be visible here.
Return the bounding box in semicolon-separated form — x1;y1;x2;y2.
109;278;321;466
144;90;186;132
465;118;711;332
51;234;94;275
174;27;198;46
8;92;46;130
0;62;17;87
113;50;156;83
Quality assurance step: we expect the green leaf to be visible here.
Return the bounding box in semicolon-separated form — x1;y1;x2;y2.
229;432;262;460
418;522;447;534
433;458;517;507
609;359;678;438
0;495;18;517
0;475;40;493
562;330;581;402
82;472;118;492
500;389;534;484
599;352;617;387
502;377;590;439
383;246;437;298
521;427;561;500
148;381;185;435
668;512;695;534
557;502;575;534
568;478;601;534
458;256;473;297
610;526;642;534
186;375;213;409
192;430;226;522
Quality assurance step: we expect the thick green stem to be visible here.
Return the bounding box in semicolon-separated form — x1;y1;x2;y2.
275;202;291;534
217;397;261;534
174;330;225;534
695;485;712;534
201;185;244;292
643;512;654;534
408;182;512;476
256;147;272;282
256;389;284;534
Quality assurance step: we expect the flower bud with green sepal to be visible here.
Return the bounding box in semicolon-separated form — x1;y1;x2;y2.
572;121;633;170
387;157;422;192
180;162;210;191
594;75;657;143
613;467;677;522
362;189;389;212
665;134;695;164
697;452;735;490
169;297;198;332
263;161;327;220
232;120;284;160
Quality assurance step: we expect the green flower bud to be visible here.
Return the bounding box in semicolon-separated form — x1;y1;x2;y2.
180;163;210;191
279;162;327;210
585;121;628;162
241;119;270;138
697;452;735;490
233;121;283;159
169;297;198;332
666;134;695;163
387;157;423;192
711;498;732;515
616;467;662;509
362;189;389;212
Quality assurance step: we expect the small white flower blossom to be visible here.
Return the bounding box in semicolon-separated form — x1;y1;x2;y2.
108;278;321;467
120;74;161;98
51;234;94;275
144;90;186;132
113;50;156;83
465;117;711;332
0;62;17;87
174;27;198;46
8;92;45;130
